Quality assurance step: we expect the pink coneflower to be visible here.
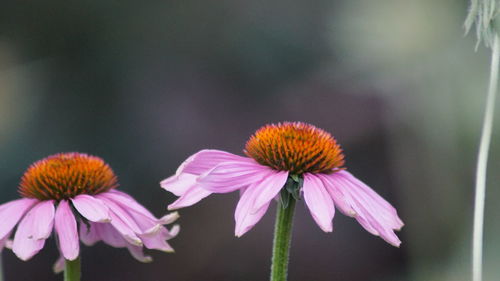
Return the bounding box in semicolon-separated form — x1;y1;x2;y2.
0;153;178;273
162;122;403;246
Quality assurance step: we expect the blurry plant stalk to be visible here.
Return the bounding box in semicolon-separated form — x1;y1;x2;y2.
270;174;302;281
64;257;81;281
466;1;500;281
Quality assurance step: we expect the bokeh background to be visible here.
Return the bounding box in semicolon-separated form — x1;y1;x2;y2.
1;0;500;280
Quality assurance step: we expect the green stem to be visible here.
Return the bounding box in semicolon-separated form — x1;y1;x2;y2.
270;199;296;281
64;257;81;281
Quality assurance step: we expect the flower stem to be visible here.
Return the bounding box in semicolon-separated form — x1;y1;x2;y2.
270;199;296;281
64;257;81;281
473;34;500;281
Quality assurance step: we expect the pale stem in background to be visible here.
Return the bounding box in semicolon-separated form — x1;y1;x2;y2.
473;34;500;281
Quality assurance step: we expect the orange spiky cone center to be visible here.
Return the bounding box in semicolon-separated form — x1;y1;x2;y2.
244;122;345;174
18;152;118;201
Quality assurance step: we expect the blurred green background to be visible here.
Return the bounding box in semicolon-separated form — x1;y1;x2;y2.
1;0;498;280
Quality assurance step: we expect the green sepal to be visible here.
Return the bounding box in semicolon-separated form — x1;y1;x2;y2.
280;174;303;208
280;188;291;209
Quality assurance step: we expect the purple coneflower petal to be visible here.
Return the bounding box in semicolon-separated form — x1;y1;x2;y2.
53;256;65;273
234;182;271;237
71;195;110;223
96;196;142;245
139;228;175;252
94;223;128;248
55;200;79;260
176;149;253;175
198;161;273;193
161;173;198;196
101;191;176;237
161;150;250;206
316;174;356;217
30;200;55;240
168;185;212;210
250;171;289;212
12;201;54;260
303;174;335;232
321;171;403;247
126;244;153;263
79;223;100;246
337;171;404;229
159;212;180;225
0;198;37;239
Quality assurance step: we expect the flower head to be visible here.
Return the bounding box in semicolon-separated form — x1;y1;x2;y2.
162;122;403;246
245;122;344;174
0;152;178;267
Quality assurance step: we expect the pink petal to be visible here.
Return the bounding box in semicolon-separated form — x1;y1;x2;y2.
168;185;212;210
12;201;52;261
71;195;110;223
159;212;180;225
94;223;127;248
322;171;403;247
126;244;153;263
96;196;142;245
30;200;55;240
100;191;163;234
197;161;272;193
55;200;79;260
53;256;65;273
105;190;154;218
250;171;289;212
176;149;252;175
0;198;38;239
168;224;180;238
337;171;404;229
303;174;335;232
138;227;175;252
234;182;271;237
317;174;357;217
79;223;100;246
160;173;197;196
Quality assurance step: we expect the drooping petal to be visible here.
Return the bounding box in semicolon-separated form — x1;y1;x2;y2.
160;173;198;196
168;224;180;238
138;227;175;252
316;174;356;217
175;149;253;175
30;200;56;240
168;185;212;210
53;256;65;273
94;223;127;248
96;196;142;245
126;244;153;263
321;170;403;247
197;161;272;193
0;198;38;239
234;182;271;237
12;202;52;261
100;191;164;234
338;171;404;229
55;200;79;260
71;195;110;222
159;212;180;225
303;174;335;232
104;190;154;218
250;171;289;212
79;223;100;246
